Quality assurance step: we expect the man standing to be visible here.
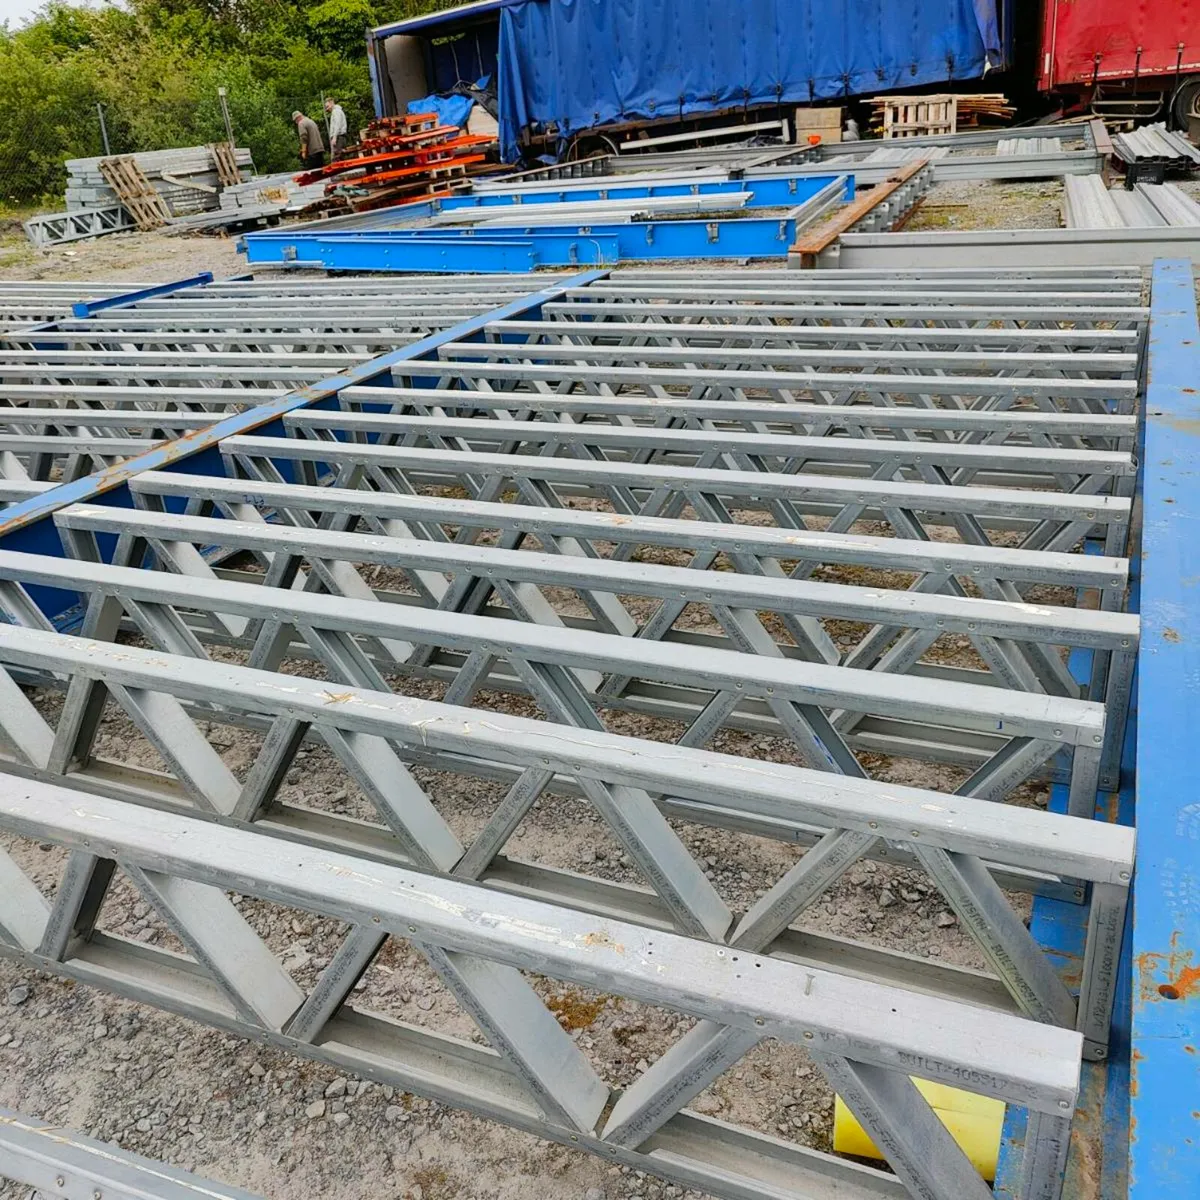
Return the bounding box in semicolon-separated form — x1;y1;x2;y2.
325;98;348;157
293;110;326;169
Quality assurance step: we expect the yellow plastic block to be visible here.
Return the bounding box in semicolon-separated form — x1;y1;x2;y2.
833;1079;1005;1181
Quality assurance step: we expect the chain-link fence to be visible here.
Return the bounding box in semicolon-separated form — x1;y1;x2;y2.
0;86;378;210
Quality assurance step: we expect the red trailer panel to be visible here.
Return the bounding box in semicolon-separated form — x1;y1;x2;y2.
1039;1;1200;91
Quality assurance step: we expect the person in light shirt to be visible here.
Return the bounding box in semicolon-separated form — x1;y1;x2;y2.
325;98;349;156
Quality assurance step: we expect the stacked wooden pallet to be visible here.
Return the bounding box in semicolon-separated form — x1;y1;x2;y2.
870;94;1014;138
294;113;500;215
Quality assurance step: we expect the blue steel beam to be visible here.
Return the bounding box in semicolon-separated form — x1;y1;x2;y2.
241;174;850;271
245;215;819;272
255;174;850;240
1129;258;1200;1199
69;271;214;318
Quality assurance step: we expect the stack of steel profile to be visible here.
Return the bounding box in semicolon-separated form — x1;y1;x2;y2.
1063;175;1200;228
63;146;255;214
23;145;256;249
0;263;1150;1200
1112;122;1200;168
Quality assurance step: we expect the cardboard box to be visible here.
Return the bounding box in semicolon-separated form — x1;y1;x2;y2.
795;106;843;145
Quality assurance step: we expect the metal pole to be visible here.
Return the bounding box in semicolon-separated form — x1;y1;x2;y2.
217;86;235;146
96;103;111;157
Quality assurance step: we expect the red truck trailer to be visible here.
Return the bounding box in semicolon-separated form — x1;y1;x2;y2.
1038;1;1200;124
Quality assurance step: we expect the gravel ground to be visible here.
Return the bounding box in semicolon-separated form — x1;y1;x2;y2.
0;181;1066;1200
906;178;1065;231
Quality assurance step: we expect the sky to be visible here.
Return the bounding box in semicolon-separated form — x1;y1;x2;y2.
0;0;45;25
0;0;110;29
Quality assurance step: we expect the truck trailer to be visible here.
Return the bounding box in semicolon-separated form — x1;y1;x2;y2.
367;0;1013;163
1038;1;1200;125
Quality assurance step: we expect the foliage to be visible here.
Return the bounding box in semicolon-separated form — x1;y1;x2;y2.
0;0;444;201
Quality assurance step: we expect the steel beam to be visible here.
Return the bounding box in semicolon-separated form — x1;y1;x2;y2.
0;777;1086;1200
0;1108;263;1199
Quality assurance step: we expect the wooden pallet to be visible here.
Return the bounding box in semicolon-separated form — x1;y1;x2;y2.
871;93;1014;138
208;142;242;187
880;96;958;139
98;157;173;230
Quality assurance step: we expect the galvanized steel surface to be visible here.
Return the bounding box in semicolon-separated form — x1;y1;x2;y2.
0;263;1153;1200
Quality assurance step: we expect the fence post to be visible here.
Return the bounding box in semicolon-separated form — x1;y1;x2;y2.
217;87;235;146
96;104;111;157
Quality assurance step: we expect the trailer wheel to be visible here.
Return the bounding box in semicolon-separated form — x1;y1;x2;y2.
1170;77;1200;128
567;133;618;162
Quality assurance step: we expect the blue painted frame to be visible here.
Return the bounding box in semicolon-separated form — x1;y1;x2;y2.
241;174;850;273
1129;258;1200;1197
69;272;214;318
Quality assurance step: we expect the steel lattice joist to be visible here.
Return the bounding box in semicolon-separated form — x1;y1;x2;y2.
0;773;1092;1200
0;264;1156;1200
0;281;149;331
0;273;568;488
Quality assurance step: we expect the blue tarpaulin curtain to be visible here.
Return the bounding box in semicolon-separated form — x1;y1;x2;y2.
497;0;1001;160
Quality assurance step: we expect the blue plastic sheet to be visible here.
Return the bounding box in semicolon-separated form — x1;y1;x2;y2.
407;93;475;129
497;0;1003;160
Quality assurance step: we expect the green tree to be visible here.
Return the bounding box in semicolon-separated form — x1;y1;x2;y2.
0;0;446;203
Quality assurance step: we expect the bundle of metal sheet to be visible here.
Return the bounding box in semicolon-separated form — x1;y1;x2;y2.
217;169;328;213
1131;181;1200;225
1112;122;1200;166
856;145;950;164
1063;174;1125;228
1063;177;1200;228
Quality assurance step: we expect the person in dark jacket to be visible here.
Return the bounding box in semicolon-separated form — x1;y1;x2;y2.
293;110;326;169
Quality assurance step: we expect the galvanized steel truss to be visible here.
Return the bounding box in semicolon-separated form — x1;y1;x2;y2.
0;775;1091;1200
0;274;564;487
0;265;1148;1200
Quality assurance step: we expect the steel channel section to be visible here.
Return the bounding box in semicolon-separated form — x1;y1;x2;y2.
1127;259;1200;1197
832;228;1200;270
0;266;1149;1200
0;775;1088;1200
0;1107;264;1200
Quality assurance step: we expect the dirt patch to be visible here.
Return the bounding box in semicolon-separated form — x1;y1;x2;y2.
0;225;246;285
